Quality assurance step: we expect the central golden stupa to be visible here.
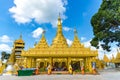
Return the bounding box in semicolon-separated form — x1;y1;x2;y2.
20;15;98;72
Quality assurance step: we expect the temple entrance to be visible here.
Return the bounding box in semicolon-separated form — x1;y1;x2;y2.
40;62;44;68
71;61;80;71
53;62;67;71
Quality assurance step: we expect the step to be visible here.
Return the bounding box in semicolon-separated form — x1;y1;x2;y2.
52;71;69;74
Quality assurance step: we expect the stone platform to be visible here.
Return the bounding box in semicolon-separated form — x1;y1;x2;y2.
0;68;120;80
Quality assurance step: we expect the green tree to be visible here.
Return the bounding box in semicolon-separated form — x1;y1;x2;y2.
90;0;120;51
1;51;10;61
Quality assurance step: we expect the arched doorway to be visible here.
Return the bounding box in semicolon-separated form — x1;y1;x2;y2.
40;62;44;68
53;62;67;71
71;61;80;71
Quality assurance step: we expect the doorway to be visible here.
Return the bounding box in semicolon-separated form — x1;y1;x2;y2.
53;62;67;71
71;61;80;71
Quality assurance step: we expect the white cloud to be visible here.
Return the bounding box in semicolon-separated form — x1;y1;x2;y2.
83;40;91;47
83;41;96;50
32;27;43;38
9;0;67;27
0;35;12;43
0;44;11;52
63;27;73;31
83;40;104;59
83;40;119;59
66;39;72;46
80;37;86;41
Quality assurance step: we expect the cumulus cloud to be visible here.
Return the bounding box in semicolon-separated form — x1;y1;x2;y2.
63;27;73;31
32;27;43;38
66;39;72;46
80;37;86;41
0;35;12;43
0;44;11;52
83;40;91;47
83;40;118;59
9;0;67;27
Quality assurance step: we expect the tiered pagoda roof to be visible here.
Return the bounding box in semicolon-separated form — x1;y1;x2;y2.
35;31;49;49
70;29;83;48
51;15;68;48
103;53;109;63
114;49;120;63
21;15;98;58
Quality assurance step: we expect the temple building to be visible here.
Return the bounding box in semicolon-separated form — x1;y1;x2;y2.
113;49;120;68
19;15;98;72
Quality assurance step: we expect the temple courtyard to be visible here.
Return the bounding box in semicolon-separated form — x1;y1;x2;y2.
0;68;120;80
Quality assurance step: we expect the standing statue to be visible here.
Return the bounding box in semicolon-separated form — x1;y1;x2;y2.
68;65;72;74
47;64;51;75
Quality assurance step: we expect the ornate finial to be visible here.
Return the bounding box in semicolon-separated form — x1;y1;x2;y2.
20;34;22;39
42;30;45;37
57;13;62;27
112;54;114;58
59;12;60;17
117;48;120;53
104;52;106;55
74;28;77;36
42;30;46;35
58;13;61;21
43;30;45;34
34;42;37;46
58;13;61;18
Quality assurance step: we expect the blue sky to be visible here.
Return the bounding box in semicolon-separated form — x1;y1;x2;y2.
1;0;116;59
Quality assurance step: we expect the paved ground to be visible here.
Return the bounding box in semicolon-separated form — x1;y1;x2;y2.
0;68;120;80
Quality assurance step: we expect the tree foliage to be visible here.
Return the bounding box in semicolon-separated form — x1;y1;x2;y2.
90;0;120;51
1;51;10;61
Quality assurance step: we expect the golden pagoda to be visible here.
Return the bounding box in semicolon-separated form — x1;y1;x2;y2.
111;54;115;63
103;53;109;63
114;49;120;68
7;35;25;65
103;53;110;68
20;15;98;73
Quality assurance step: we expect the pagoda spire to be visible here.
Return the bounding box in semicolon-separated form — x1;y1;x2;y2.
57;13;62;35
51;14;68;48
74;28;78;37
35;30;49;48
103;53;109;63
111;54;115;62
42;30;45;37
70;28;82;48
117;48;120;53
20;34;22;39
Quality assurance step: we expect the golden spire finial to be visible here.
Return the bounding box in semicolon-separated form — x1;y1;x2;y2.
42;30;45;37
117;48;120;53
112;54;114;58
42;30;45;34
58;13;61;19
20;34;22;39
104;52;105;54
74;28;77;36
57;13;62;26
34;42;37;46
